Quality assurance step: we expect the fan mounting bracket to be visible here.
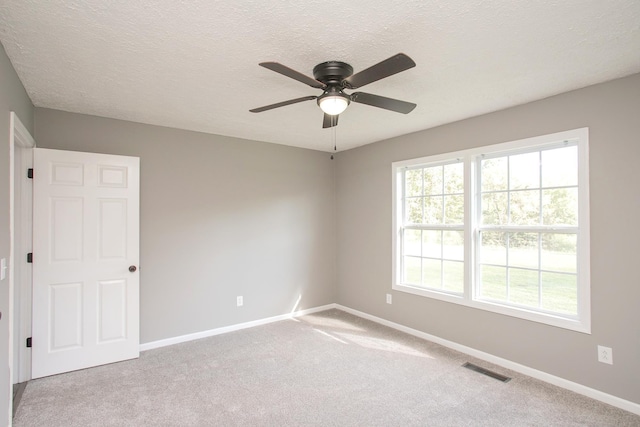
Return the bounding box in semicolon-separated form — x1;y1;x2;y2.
313;61;353;86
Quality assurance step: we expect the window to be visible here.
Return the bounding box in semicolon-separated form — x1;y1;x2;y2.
402;161;465;293
392;128;590;332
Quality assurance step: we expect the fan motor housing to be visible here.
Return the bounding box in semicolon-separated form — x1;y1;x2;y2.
313;61;353;85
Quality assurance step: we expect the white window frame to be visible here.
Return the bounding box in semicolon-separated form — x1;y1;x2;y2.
392;128;590;333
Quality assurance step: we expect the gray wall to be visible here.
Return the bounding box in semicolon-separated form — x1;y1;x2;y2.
0;43;34;423
335;73;640;404
34;109;337;344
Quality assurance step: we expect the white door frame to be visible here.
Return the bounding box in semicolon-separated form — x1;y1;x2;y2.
9;112;35;400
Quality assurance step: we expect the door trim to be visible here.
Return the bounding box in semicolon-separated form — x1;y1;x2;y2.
8;112;35;422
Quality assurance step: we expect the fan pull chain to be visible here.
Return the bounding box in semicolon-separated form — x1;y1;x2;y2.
330;123;337;159
333;124;337;152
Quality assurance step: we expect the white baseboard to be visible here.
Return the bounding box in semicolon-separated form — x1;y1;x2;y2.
335;304;640;416
139;303;337;352
139;302;639;415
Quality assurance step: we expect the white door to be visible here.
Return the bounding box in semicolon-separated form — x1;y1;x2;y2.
32;148;140;378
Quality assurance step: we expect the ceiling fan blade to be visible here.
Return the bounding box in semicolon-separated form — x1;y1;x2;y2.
250;96;317;113
322;113;339;128
344;53;416;89
259;62;326;89
351;92;416;114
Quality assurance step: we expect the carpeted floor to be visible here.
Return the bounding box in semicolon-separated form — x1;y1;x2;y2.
13;309;640;426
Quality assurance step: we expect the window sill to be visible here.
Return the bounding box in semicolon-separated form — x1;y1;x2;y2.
392;283;590;334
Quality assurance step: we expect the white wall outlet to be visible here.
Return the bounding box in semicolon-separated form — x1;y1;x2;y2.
0;258;6;281
386;293;392;304
236;296;243;307
597;345;613;365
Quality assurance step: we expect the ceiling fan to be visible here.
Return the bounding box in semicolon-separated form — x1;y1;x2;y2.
250;53;417;128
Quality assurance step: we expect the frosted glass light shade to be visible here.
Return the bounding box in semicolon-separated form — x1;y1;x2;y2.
319;96;349;115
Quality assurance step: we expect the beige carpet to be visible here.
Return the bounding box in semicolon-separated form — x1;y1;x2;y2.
14;309;640;426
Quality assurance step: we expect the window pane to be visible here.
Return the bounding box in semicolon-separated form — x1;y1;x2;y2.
481;157;507;191
509;190;540;225
542;188;577;226
403;256;421;285
541;234;576;273
403;229;422;256
422;259;442;289
422;230;442;258
542;146;577;188
480;232;507;265
479;265;506;300
481;192;507;225
443;230;464;261
405;197;423;223
444;163;463;194
444;195;464;224
509;152;540;190
443;261;464;293
424;166;443;195
541;272;577;315
508;232;538;269
405;169;423;197
509;268;539;307
424;196;443;224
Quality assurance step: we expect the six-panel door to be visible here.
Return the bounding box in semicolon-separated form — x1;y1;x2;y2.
32;148;140;378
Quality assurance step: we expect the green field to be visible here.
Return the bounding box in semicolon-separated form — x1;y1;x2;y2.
403;245;577;315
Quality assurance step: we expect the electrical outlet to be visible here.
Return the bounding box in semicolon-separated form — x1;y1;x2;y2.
386;294;392;304
597;345;613;365
236;296;243;307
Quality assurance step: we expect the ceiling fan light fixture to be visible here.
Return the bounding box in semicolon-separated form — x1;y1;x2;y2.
251;54;417;128
318;93;350;116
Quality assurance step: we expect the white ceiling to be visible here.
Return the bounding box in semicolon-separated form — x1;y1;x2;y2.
1;1;639;152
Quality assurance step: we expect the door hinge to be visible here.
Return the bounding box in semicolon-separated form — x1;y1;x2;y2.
26;337;32;348
27;168;33;179
27;253;33;263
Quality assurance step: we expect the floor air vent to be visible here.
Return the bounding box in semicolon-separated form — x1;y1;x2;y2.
462;362;511;383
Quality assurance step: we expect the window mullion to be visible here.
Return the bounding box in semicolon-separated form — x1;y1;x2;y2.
538;232;542;309
405;224;464;231
537;151;543;309
477;225;578;233
440;231;444;290
400;227;404;283
538;150;543;225
420;168;425;288
506;156;511;225
465;155;475;301
506;233;510;302
400;169;408;284
440;165;445;224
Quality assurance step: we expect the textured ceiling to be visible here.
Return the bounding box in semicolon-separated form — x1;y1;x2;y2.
1;1;639;152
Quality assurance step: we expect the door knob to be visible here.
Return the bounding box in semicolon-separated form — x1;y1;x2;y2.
129;265;137;273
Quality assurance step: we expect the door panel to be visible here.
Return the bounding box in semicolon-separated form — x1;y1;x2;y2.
50;197;83;262
98;199;127;259
49;282;83;351
32;148;140;379
97;279;127;343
